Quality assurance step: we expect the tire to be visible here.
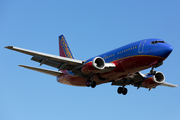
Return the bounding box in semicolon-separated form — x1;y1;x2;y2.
117;87;123;94
86;80;91;87
122;88;128;95
91;81;96;88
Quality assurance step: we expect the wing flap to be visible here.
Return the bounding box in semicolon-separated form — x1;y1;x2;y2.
111;72;144;86
19;65;63;77
31;56;61;68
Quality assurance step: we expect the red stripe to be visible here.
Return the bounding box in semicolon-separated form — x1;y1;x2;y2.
59;38;66;57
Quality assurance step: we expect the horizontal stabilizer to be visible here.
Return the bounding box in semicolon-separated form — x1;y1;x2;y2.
19;65;63;77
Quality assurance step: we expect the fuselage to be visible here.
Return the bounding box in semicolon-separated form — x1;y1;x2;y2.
57;38;173;86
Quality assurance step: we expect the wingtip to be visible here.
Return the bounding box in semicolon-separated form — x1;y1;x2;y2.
171;84;178;87
4;46;13;49
171;85;179;87
18;65;27;68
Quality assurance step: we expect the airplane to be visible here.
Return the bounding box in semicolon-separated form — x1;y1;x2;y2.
5;34;178;95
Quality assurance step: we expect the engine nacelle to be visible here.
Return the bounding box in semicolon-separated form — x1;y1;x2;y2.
81;57;105;74
141;72;165;88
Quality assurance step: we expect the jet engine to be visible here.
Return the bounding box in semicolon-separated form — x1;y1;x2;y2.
141;72;165;88
81;57;105;74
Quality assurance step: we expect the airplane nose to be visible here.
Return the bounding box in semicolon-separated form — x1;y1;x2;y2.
161;44;173;58
169;45;173;52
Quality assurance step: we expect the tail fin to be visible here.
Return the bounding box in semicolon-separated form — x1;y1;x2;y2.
59;35;75;59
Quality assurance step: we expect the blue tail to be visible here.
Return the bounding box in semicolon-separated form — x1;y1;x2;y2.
59;35;75;59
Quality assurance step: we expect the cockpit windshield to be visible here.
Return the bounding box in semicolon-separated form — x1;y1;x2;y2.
151;41;166;44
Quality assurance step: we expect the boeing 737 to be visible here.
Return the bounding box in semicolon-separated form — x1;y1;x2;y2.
5;35;178;95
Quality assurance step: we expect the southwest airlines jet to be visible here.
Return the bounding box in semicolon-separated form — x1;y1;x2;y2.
5;35;178;95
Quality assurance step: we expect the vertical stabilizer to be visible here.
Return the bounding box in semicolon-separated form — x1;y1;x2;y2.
59;35;75;59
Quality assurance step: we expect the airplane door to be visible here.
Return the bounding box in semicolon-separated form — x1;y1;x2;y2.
138;40;146;53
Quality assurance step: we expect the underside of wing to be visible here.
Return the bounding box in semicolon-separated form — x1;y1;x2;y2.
161;82;178;87
19;65;63;77
5;46;83;70
5;46;83;64
111;72;144;86
112;72;178;89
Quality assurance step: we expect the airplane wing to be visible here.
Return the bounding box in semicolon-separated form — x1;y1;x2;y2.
5;46;83;71
5;46;116;79
112;72;178;88
111;72;144;86
19;65;63;77
160;82;178;87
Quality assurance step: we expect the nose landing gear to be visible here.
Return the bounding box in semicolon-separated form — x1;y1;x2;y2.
150;67;156;75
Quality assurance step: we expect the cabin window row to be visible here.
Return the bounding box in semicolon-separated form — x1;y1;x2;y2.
104;54;115;59
117;46;137;54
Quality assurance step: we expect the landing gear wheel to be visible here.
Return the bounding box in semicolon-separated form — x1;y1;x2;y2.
86;74;96;88
91;81;96;88
86;80;91;87
86;80;96;88
117;87;123;94
122;88;128;95
117;87;128;95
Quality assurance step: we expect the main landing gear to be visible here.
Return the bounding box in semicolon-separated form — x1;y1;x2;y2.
117;77;128;95
117;87;128;95
86;80;96;88
86;75;96;88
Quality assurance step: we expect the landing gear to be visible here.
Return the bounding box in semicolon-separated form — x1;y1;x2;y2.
150;67;156;75
86;80;91;87
117;77;128;95
86;80;96;88
86;75;96;88
91;81;96;88
117;87;128;95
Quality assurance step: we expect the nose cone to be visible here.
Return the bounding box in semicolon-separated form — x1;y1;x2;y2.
161;44;173;58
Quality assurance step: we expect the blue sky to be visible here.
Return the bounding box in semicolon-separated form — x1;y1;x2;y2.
1;0;180;120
